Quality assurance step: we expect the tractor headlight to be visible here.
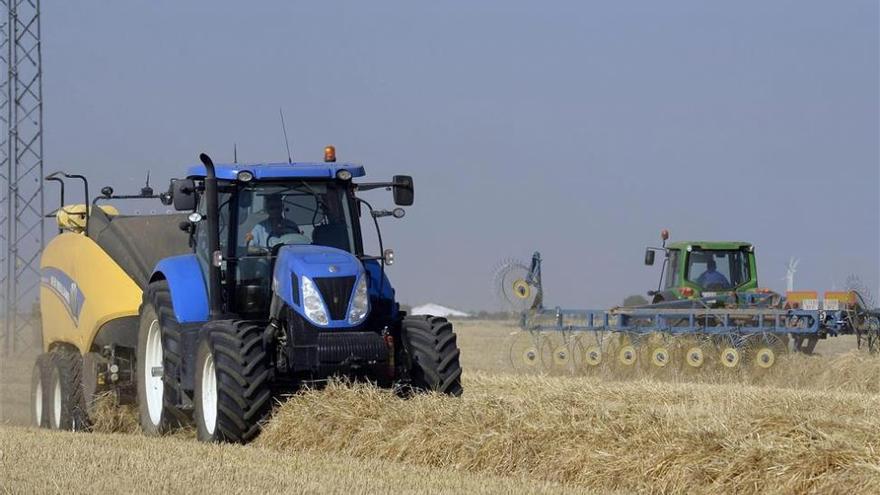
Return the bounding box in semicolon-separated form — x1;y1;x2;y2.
347;275;370;325
301;276;329;326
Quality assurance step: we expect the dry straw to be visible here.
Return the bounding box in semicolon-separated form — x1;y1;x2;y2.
86;351;880;493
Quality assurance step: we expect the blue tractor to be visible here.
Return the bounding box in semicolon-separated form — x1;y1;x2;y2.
134;148;462;442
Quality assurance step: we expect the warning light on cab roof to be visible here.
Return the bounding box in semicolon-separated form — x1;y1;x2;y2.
324;145;336;163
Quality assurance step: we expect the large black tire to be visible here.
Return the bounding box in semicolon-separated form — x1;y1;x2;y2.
137;280;187;435
46;348;90;431
194;320;273;443
30;354;51;428
401;315;463;396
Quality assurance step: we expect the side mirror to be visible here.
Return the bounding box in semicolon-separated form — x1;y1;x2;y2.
172;179;196;211
392;175;414;206
644;249;655;266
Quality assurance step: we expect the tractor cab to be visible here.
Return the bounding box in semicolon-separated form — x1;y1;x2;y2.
644;231;759;304
173;150;413;322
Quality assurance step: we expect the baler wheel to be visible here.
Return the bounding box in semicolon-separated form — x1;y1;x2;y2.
46;348;90;431
194;320;273;443
30;354;51;428
402;315;464;396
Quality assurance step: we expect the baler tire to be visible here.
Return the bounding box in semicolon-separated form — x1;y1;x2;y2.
401;315;463;396
194;320;273;444
46;348;90;431
137;280;187;435
30;354;51;428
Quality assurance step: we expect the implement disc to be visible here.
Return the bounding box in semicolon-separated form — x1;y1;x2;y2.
684;346;705;368
583;345;602;367
651;347;671;368
618;345;637;366
512;279;531;300
720;346;741;368
508;331;549;374
754;347;776;369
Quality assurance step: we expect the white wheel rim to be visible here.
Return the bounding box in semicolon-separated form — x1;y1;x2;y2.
201;352;218;435
145;319;164;426
34;378;42;426
52;376;61;428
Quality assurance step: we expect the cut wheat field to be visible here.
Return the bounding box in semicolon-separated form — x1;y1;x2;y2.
2;320;879;494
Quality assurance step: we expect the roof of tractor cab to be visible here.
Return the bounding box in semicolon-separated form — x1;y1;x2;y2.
667;241;752;251
186;162;366;181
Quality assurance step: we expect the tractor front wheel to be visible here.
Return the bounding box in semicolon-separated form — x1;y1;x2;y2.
137;280;187;435
194;320;273;443
400;315;463;396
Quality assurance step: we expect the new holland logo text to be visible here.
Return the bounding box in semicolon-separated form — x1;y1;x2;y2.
40;267;85;325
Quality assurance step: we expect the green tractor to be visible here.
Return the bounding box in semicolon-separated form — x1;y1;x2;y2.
643;230;767;306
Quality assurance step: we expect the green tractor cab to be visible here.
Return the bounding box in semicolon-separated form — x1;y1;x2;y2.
644;231;764;306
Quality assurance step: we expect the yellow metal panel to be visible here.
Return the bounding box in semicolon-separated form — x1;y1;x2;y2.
40;232;142;354
785;291;818;304
824;291;857;307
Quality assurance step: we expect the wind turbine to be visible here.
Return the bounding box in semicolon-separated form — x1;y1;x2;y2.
783;257;800;292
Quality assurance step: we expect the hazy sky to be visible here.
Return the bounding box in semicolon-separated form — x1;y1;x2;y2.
44;1;878;311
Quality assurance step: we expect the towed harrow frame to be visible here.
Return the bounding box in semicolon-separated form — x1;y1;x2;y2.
503;252;880;374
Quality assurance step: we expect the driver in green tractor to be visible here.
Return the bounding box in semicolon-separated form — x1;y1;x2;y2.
695;257;731;289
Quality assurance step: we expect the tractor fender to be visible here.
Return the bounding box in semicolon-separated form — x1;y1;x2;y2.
150;254;209;323
364;259;395;301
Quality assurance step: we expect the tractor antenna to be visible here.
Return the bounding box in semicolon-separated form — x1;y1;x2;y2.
234;143;238;163
280;108;293;164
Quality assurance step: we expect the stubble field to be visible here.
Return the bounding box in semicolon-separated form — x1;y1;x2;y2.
2;320;879;494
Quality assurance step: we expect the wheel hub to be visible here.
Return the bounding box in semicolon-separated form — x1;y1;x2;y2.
685;347;704;368
201;352;218;435
618;345;636;366
755;348;775;369
720;347;740;368
651;347;670;367
521;347;539;366
584;346;602;366
145;319;164;426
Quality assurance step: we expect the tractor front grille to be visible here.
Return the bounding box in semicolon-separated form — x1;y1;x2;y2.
317;331;388;364
314;276;356;321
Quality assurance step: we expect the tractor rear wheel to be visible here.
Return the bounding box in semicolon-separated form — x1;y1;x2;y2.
30;354;51;428
46;348;90;431
194;320;273;443
137;280;187;435
401;315;463;396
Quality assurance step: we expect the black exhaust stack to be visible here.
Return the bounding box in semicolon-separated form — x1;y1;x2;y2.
200;153;223;317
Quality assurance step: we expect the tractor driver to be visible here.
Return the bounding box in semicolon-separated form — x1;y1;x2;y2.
244;194;302;249
696;258;730;289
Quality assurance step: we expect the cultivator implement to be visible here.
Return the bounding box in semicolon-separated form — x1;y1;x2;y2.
498;252;880;374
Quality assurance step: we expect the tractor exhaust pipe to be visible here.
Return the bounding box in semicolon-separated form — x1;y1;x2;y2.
200;152;223;318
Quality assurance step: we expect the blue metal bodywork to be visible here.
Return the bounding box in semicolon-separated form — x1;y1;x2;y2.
153;164;400;329
525;306;822;336
273;245;371;329
152;254;210;323
186;162;366;181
